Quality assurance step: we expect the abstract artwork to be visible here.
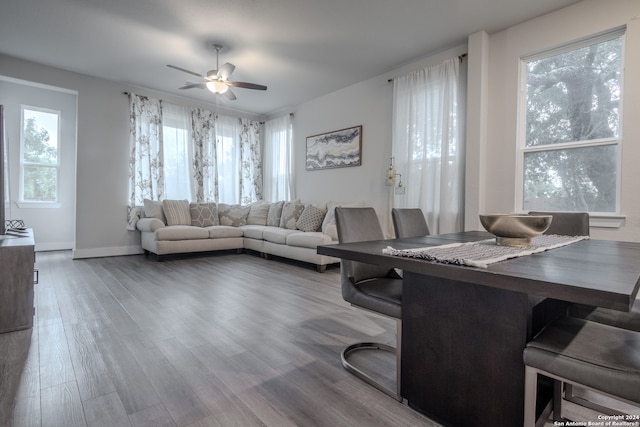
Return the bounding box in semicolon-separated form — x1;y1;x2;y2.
306;125;362;170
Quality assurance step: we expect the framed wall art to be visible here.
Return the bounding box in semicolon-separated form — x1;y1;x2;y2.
306;125;362;170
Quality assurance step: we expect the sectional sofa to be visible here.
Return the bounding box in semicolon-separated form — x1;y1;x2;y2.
135;198;348;272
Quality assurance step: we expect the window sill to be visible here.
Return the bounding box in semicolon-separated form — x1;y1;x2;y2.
589;215;625;229
17;202;61;209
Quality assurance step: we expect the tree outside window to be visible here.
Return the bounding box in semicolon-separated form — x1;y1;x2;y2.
21;106;59;202
520;29;623;213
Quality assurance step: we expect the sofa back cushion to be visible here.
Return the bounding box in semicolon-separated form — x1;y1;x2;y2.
143;199;166;223
279;199;305;229
296;203;327;232
218;203;251;226
162;199;191;226
267;201;284;226
190;203;219;227
247;201;270;225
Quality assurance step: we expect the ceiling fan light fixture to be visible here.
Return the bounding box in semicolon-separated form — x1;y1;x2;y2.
206;80;229;94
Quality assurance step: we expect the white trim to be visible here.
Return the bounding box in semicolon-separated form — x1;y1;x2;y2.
17;201;61;209
72;245;144;259
589;215;625;228
35;241;74;252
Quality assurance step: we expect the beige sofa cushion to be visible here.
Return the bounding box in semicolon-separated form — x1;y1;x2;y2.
286;232;333;249
239;225;268;239
267;201;284;226
279;199;305;229
247;202;270;225
143;199;166;223
190;202;219;227
218;203;251;226
263;227;299;244
296;203;327;232
206;226;244;238
163;199;191;226
156;225;209;241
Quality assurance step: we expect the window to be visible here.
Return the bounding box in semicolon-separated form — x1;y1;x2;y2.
518;29;624;213
20;106;60;202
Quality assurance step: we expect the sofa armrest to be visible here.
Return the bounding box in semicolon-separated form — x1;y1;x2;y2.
136;217;166;232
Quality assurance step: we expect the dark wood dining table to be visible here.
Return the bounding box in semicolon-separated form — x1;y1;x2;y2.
317;231;640;427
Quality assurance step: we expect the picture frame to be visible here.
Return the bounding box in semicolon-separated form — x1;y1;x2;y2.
306;125;362;170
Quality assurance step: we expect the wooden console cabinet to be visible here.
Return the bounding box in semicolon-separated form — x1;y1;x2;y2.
0;229;35;334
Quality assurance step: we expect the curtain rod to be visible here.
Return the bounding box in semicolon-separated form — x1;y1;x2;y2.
387;53;467;83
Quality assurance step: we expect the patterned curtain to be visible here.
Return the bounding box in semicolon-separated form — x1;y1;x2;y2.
239;118;263;204
128;94;164;207
190;108;218;203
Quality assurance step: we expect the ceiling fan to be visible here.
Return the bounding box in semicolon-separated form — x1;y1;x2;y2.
167;44;267;101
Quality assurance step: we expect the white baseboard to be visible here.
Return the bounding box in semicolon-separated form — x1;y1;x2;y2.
35;241;74;252
72;245;144;259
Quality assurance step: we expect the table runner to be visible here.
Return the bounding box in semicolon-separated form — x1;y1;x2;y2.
382;234;589;268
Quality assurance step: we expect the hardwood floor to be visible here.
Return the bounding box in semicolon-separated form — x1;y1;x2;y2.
0;251;439;427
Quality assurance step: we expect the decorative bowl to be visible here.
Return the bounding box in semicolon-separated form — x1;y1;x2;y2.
479;214;552;247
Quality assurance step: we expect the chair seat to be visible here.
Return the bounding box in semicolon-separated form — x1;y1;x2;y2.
524;317;640;404
351;277;402;319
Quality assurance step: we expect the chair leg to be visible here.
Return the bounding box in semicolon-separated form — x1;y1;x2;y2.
341;319;402;402
524;366;538;427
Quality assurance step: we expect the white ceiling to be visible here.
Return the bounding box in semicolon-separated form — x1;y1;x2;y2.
0;0;581;116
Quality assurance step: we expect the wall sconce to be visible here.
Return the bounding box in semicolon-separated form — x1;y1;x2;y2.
385;157;406;194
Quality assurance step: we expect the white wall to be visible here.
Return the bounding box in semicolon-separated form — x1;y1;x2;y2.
475;0;640;242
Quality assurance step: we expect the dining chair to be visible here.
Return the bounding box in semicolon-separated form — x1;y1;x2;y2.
334;207;402;400
523;317;640;427
391;208;430;238
528;211;590;236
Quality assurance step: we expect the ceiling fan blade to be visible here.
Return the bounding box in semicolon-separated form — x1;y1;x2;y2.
217;63;236;80
226;81;267;91
179;82;206;90
222;88;237;101
167;64;204;78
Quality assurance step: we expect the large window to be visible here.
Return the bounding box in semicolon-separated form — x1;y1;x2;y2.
20;106;60;202
518;29;624;213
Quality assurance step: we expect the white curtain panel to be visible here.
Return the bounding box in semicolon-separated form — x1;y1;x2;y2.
238;117;263;205
263;114;293;201
190;108;218;203
392;57;466;234
128;94;164;207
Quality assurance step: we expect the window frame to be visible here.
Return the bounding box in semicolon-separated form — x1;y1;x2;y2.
19;105;61;206
514;28;625;216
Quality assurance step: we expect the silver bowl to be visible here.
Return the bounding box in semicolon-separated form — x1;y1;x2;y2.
479;214;552;247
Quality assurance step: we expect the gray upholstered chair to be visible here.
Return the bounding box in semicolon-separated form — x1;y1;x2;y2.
334;207;402;400
528;211;590;236
391;208;430;238
523;317;640;427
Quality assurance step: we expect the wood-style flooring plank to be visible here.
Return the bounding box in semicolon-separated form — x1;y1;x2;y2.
40;381;87;427
82;391;131;427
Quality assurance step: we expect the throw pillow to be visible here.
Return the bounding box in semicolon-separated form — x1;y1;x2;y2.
246;201;270;225
296;204;328;232
279;199;305;229
267;201;284;227
162;199;191;226
143;198;166;224
322;201;366;240
218;203;251;227
190;202;219;227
